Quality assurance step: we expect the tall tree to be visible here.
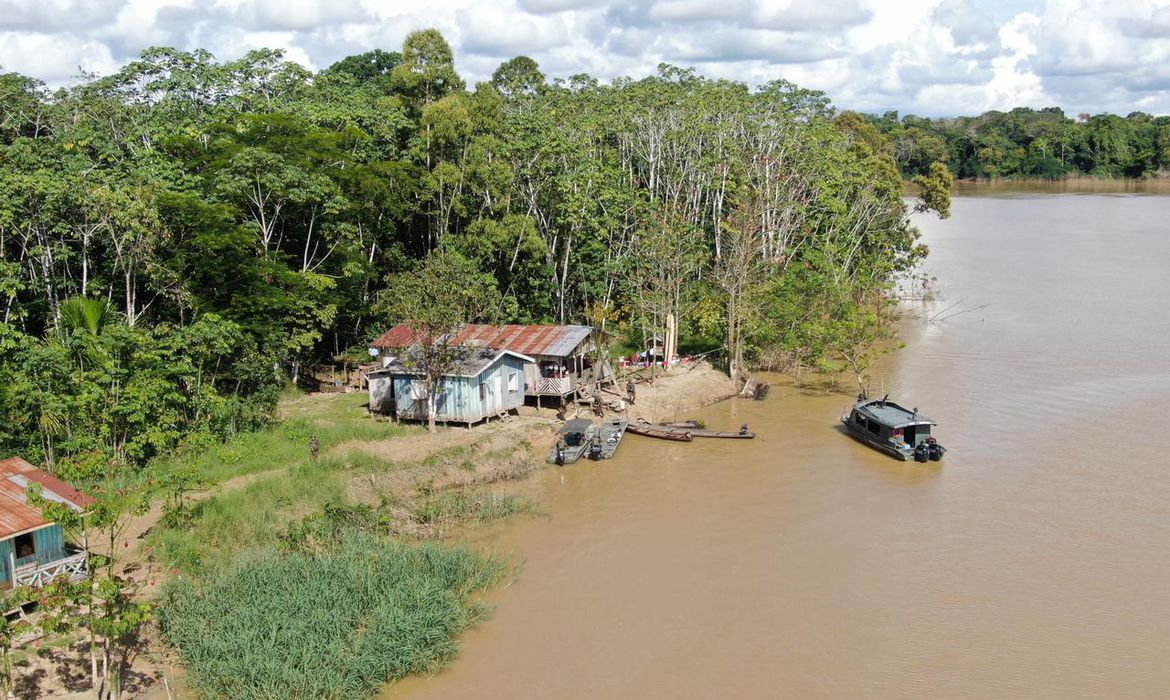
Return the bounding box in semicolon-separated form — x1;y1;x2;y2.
377;251;500;432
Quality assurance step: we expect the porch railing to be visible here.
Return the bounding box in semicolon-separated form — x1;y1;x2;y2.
532;376;575;396
13;551;88;588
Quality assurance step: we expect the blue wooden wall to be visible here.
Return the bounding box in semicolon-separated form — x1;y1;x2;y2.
0;524;68;584
391;354;528;423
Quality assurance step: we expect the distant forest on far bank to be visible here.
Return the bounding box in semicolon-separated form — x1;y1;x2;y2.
865;107;1170;180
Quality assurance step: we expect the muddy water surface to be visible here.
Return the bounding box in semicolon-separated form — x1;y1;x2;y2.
388;192;1170;699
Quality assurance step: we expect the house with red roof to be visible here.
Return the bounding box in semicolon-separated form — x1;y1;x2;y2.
0;457;92;589
370;324;598;404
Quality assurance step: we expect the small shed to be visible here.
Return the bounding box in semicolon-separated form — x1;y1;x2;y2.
376;348;534;425
0;457;92;588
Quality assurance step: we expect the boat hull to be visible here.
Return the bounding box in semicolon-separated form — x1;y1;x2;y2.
689;430;755;439
588;418;629;460
627;422;693;442
841;418;913;461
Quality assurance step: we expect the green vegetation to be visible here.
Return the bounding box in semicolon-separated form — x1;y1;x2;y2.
869;107;1170;180
2;30;946;474
414;489;539;525
0;29;952;698
149;392;412;485
160;536;505;700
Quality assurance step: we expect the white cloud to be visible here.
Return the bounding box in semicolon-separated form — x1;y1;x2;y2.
0;31;119;81
1;0;1169;116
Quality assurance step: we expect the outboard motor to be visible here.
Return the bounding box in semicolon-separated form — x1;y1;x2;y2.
589;442;602;461
913;442;930;463
555;447;566;466
928;442;946;461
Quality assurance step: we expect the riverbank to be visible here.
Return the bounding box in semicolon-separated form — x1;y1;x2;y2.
10;362;738;699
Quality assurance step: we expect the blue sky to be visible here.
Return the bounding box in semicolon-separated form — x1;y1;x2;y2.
1;0;1169;117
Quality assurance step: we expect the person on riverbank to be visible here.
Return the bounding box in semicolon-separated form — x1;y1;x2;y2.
627;379;636;405
309;435;319;461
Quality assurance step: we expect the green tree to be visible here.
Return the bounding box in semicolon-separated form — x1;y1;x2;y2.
377;251;501;432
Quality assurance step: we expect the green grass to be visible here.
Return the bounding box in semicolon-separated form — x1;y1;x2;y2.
151;451;401;574
160;535;506;700
414;489;539;526
150;392;416;485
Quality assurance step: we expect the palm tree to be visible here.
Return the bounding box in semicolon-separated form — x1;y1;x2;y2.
56;296;114;337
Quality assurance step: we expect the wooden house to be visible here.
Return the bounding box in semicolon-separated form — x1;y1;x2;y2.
368;348;534;425
0;457;91;589
371;324;596;403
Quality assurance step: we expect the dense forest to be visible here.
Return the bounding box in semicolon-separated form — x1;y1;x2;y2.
0;29;948;479
870;107;1170;179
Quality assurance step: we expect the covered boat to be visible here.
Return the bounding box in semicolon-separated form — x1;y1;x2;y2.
548;418;597;465
841;394;946;462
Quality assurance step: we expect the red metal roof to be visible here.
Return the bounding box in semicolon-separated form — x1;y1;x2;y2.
0;457;93;540
372;324;593;358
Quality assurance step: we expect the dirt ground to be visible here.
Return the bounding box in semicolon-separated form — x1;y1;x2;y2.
17;362;740;698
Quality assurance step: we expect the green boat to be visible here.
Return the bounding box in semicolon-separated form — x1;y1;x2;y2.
841;394;946;462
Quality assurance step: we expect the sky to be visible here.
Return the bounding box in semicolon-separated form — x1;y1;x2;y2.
2;0;1170;117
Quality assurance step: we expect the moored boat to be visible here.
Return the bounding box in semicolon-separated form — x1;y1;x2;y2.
841;394;946;462
689;427;755;439
627;420;693;442
548;418;597;465
660;419;754;438
588;418;629;460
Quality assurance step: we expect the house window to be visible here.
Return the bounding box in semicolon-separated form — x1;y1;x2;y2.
479;382;487;401
508;372;519;393
410;380;428;400
14;532;35;560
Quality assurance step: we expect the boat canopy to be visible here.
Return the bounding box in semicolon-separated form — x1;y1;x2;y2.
559;419;594;436
857;400;936;429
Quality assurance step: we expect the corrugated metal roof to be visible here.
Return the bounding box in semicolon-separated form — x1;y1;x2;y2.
0;457;93;540
373;324;592;358
385;348;535;378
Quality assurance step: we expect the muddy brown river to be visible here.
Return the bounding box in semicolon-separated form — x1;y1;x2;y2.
388;191;1170;699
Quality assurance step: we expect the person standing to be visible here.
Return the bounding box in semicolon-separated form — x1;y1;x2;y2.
309;435;320;461
627;379;636;405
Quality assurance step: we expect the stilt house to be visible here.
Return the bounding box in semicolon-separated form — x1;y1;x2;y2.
369;347;534;425
371;324;597;404
0;457;91;589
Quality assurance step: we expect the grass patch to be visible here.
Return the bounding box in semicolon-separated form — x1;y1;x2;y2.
152;457;351;574
151;393;416;485
414;489;539;526
160;535;505;700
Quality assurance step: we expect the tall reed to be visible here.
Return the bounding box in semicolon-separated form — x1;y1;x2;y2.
160;535;505;699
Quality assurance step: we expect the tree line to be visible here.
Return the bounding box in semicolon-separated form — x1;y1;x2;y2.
869;107;1170;180
0;29;948;476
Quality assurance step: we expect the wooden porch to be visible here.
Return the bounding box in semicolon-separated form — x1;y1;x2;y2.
529;374;578;397
9;547;88;588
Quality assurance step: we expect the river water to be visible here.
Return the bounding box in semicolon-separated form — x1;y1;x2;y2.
389;191;1170;699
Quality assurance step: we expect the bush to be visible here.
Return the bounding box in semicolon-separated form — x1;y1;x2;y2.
160;535;505;700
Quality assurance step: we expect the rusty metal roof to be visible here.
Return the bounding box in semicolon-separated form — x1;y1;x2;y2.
385;348;535;378
0;457;93;540
372;324;592;358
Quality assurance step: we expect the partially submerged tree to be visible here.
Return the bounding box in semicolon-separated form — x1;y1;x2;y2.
378;251;501;432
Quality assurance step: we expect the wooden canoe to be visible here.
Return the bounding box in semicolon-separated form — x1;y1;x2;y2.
627;421;693;442
688;429;755;439
661;420;754;439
